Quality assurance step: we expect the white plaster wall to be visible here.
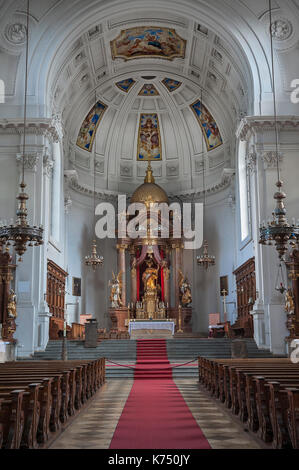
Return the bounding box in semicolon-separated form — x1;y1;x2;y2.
66;191;117;330
192;188;237;334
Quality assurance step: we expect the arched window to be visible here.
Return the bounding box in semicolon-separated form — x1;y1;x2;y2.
238;140;251;242
50;142;61;242
0;79;5;103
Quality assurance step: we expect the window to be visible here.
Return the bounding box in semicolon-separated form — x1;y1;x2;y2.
50;142;61;242
238;140;250;242
0;80;5;103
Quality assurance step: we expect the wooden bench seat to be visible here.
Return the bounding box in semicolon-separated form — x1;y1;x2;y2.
0;358;105;449
198;356;299;449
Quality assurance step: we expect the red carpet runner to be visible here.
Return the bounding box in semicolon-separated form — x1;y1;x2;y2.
109;339;211;449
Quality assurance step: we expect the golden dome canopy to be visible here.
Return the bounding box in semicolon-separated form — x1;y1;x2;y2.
131;163;169;206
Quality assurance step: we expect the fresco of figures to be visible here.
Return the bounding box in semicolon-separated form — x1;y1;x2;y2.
111;27;186;61
162;77;182;92
116;78;136;92
137;113;162;161
138;84;159;96
190;100;223;151
76;100;107;152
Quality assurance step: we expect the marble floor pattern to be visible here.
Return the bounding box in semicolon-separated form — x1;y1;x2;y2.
49;378;262;449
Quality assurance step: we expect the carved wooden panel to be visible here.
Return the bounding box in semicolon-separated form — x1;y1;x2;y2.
0;248;16;342
46;260;68;320
233;257;256;337
286;249;299;339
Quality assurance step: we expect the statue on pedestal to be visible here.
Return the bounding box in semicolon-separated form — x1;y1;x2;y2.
7;289;17;319
179;270;192;307
142;257;158;292
285;288;295;314
109;271;123;308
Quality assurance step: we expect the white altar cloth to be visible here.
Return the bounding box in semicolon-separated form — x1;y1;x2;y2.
128;321;175;335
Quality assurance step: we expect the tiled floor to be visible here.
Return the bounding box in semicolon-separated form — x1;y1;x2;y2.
49;380;133;449
174;379;262;449
50;378;262;449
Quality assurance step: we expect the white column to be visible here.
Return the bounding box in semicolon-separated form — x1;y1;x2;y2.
15;149;42;357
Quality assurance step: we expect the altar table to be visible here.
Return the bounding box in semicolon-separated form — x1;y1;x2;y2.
128;321;175;336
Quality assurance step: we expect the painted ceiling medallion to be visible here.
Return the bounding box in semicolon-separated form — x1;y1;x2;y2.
76;100;107;152
190;100;223;151
162;77;182;92
5;23;27;44
138;84;159;96
115;78;136;92
111;27;186;61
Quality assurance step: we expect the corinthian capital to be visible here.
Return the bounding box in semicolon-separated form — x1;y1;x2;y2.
16;153;41;172
43;150;54;177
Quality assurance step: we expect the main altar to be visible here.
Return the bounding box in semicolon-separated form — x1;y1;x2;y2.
108;162;192;335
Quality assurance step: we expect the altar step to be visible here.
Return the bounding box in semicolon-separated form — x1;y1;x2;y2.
32;338;275;378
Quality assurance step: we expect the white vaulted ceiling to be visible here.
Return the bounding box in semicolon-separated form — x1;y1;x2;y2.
1;0;299;197
49;9;251;196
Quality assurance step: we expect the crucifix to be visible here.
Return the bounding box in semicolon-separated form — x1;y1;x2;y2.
221;289;228;323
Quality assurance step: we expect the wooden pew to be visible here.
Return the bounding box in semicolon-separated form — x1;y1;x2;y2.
0;390;25;449
198;357;299;449
0;358;105;449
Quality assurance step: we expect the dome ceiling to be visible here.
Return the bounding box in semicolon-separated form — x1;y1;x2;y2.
68;70;232;197
4;1;298;198
52;12;251;197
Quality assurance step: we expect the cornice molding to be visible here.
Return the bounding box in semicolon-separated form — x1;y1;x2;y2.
236;116;299;141
0;118;63;142
64;167;235;204
168;168;235;201
64;170;119;202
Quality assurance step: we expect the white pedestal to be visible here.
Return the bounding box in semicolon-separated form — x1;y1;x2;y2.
0;340;16;363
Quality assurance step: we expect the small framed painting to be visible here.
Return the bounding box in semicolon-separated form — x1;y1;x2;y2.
72;277;81;297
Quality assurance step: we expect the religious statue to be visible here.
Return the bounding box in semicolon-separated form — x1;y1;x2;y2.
179;270;192;307
7;289;17;319
131;255;137;279
285;288;295;314
161;260;170;280
109;271;123;308
142;257;158;292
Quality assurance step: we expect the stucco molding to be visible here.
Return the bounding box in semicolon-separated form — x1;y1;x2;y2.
236;116;299;141
0;118;63;143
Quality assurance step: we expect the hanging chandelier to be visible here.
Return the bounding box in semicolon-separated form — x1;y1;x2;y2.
85;239;104;271
0;0;43;262
197;91;216;270
197;240;216;270
84;91;104;271
259;0;299;260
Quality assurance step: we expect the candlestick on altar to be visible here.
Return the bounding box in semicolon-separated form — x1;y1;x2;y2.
221;289;228;323
177;304;183;333
127;304;131;321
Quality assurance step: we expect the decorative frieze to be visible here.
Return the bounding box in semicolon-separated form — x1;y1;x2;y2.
237;116;299;141
0;118;62;143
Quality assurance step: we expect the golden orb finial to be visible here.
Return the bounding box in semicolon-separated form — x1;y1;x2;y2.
144;161;155;184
